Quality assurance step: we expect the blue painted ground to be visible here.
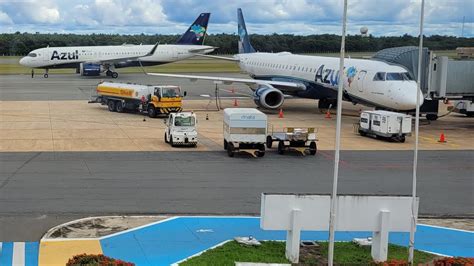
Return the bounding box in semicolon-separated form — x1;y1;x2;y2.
100;217;474;266
0;242;39;266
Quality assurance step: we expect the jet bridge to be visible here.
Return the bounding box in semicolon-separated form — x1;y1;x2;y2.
373;46;474;119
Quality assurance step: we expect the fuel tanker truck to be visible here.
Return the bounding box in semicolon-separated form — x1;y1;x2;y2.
91;81;186;117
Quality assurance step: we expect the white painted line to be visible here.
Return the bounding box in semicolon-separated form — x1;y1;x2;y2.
418;223;474;233
41;238;99;242
100;216;180;240
171;240;232;265
0;242;3;256
12;242;25;266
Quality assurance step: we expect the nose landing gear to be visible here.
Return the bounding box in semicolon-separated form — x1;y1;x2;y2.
44;69;49;78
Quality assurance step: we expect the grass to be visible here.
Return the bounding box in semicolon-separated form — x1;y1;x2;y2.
0;50;459;75
180;241;437;265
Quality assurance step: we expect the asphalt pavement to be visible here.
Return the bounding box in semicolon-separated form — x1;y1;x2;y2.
0;150;472;241
0;73;250;101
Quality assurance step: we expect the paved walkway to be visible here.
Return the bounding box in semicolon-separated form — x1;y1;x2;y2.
0;242;39;266
37;216;473;266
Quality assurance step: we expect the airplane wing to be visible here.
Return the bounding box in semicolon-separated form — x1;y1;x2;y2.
94;43;159;65
146;72;306;92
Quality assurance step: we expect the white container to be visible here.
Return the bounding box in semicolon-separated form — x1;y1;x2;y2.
359;110;412;142
223;108;267;157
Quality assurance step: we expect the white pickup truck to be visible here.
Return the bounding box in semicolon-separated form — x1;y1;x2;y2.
164;112;198;147
223;108;267;157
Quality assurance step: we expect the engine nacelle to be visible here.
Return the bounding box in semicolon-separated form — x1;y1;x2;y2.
253;84;285;109
79;63;102;76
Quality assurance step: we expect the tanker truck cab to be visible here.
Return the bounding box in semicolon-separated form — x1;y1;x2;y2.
147;85;185;117
164;112;198;147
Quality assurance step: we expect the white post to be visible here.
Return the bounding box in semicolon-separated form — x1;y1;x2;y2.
285;209;301;263
371;210;391;262
409;0;425;264
328;0;348;265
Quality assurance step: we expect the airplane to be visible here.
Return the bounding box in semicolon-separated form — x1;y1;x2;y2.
146;9;423;111
19;13;215;79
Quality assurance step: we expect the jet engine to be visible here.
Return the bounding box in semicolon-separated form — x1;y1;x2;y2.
253;84;285;109
79;63;102;76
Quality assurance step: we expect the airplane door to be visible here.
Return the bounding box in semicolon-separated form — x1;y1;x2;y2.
172;47;178;59
356;70;367;92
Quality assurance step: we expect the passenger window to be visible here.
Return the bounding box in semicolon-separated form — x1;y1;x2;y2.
373;72;386;81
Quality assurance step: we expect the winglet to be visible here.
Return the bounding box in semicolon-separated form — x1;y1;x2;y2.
145;43;159;56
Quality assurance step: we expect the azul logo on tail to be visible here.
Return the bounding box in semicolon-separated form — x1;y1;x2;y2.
51;50;79;60
190;24;206;41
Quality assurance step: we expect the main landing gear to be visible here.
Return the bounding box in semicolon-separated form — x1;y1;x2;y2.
106;70;119;79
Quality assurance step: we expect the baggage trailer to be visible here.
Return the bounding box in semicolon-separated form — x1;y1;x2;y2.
223;108;267;157
358;110;412;142
90;81;184;117
266;127;317;155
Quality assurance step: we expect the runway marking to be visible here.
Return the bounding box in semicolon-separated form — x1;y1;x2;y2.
0;242;38;266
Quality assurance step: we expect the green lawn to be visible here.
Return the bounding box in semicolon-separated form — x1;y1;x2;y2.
0;50;458;75
180;241;437;265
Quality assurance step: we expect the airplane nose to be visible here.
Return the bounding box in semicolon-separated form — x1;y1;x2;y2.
19;57;26;66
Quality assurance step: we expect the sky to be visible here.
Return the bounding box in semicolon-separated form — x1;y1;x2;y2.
0;0;472;37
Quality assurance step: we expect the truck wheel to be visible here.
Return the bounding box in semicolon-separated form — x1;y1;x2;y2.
309;141;317;155
399;135;406;143
115;102;124;113
266;136;273;148
426;114;438;121
164;133;169;143
224;139;228;150
277;141;285;155
227;143;235;157
358;130;366;137
257;144;265;157
147;106;156;118
107;101;116;112
170;135;175;147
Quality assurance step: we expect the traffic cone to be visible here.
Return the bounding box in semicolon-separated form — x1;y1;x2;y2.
234;98;238;106
438;133;447;143
325;110;331;119
206;114;209;120
278;109;284;118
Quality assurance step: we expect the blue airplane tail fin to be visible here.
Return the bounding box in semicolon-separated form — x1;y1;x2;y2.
176;13;210;45
237;8;256;54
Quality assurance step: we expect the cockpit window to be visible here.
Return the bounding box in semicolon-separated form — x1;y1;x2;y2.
28;53;37;57
401;72;414;81
373;72;385;81
386;73;404;80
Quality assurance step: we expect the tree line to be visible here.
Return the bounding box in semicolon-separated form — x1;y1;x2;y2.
1;32;473;56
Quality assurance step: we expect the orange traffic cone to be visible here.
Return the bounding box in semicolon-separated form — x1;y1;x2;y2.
278;109;284;118
325;110;331;119
234;98;238;106
438;133;447;143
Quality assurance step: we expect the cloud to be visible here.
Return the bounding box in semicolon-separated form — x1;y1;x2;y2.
0;10;13;24
0;0;472;36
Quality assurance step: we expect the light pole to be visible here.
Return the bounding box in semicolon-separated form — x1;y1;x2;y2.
409;0;425;264
328;0;348;265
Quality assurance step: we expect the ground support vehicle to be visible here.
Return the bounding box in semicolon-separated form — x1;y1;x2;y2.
164;112;198;147
223;108;267;157
90;81;184;118
266;127;317;155
358;110;412;142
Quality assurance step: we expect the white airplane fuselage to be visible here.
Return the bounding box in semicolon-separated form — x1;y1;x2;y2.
19;44;215;69
236;52;422;110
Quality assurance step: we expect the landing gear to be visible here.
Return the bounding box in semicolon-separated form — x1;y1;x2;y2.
106;70;118;78
44;69;49;78
318;98;337;110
